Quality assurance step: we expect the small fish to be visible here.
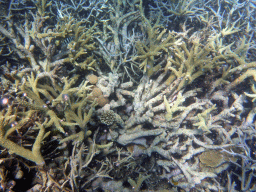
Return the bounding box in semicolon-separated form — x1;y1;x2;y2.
3;73;15;82
62;36;73;46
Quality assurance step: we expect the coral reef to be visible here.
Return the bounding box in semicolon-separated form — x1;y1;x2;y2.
0;0;256;191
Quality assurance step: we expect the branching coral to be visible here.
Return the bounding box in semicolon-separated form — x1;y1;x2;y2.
62;19;98;71
128;173;150;192
164;32;228;90
151;0;204;19
18;73;78;133
133;1;183;76
110;66;250;190
0;107;45;165
0;7;98;81
60;99;97;144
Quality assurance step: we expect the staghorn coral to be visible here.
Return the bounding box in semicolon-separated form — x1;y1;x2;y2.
62;18;98;71
164;31;228;91
60;98;97;144
0;4;98;83
0;107;45;165
128;173;150;192
133;1;183;76
150;0;204;20
0;70;98;170
94;0;141;81
17;73;81;133
110;65;253;190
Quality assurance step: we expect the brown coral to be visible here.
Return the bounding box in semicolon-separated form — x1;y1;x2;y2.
87;87;109;107
199;150;224;168
96;95;109;107
92;87;103;97
87;87;104;102
87;74;98;84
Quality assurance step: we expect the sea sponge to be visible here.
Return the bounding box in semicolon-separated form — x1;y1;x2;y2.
87;74;98;84
92;87;103;97
87;87;103;102
96;95;109;107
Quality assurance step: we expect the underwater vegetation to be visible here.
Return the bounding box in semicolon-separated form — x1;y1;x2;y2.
0;0;256;191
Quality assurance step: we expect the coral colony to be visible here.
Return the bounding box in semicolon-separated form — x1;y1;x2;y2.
0;0;256;191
